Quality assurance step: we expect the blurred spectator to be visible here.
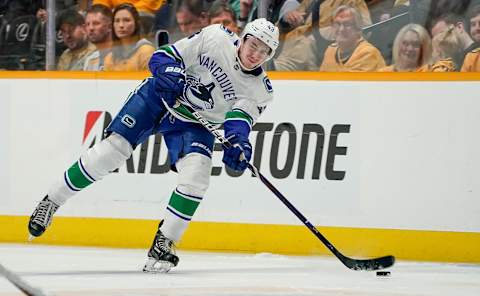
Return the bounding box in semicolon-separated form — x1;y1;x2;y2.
208;0;239;34
279;0;371;36
172;0;208;41
93;0;166;35
427;0;471;29
273;0;372;71
56;8;96;70
37;1;83;23
1;0;42;22
277;0;303;28
83;4;113;70
376;2;408;23
394;0;409;5
430;13;475;69
320;5;385;71
467;4;480;44
461;47;480;71
429;25;462;72
237;0;257;29
103;3;155;71
379;23;431;72
273;29;319;71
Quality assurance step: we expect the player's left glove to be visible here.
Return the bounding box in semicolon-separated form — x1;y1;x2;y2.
222;134;252;172
153;64;186;107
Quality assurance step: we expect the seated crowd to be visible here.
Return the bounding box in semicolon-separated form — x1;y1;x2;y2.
0;0;479;72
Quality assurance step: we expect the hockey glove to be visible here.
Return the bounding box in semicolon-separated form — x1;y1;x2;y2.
222;134;252;172
154;65;186;107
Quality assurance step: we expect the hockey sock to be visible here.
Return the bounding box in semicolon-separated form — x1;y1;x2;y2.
161;153;211;241
48;133;133;205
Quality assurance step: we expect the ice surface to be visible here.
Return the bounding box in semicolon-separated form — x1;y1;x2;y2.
0;244;479;296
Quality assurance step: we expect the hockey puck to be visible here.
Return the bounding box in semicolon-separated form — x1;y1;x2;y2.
376;271;391;277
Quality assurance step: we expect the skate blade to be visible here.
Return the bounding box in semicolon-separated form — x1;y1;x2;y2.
142;258;174;273
27;235;36;242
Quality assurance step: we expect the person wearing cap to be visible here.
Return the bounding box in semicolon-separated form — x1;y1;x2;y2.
57;8;97;71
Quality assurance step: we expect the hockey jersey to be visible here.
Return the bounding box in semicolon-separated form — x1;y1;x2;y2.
151;24;273;129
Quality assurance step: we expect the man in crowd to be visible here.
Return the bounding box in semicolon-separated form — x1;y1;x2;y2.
320;5;385;71
208;1;240;35
84;4;113;71
430;13;476;68
57;8;97;70
461;4;480;71
173;0;209;41
467;4;480;44
273;0;372;71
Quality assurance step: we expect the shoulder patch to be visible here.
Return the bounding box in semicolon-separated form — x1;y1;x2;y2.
220;25;234;36
263;76;273;93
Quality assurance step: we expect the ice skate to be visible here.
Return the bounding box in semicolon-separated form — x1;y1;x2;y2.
143;221;179;273
28;196;59;240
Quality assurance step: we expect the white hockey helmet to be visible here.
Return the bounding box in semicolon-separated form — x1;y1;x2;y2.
240;18;279;61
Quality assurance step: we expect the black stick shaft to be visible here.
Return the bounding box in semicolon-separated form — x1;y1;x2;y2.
169;100;394;270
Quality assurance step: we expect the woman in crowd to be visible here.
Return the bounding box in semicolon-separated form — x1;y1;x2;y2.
104;3;155;71
379;23;432;72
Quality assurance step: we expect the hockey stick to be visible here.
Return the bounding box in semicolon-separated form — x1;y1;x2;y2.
0;263;48;296
168;100;395;271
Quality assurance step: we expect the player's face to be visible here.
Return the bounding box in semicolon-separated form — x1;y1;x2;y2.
86;12;111;44
60;23;87;50
239;36;271;69
398;30;422;68
333;10;361;49
114;9;136;39
470;14;480;43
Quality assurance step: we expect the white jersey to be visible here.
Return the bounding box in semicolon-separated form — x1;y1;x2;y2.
156;24;273;128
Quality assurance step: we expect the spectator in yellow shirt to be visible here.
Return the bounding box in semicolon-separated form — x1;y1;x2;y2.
429;25;462;72
320;5;385;72
430;13;475;69
103;3;155;71
57;9;97;71
461;48;480;71
379;24;432;72
93;0;165;35
273;1;372;71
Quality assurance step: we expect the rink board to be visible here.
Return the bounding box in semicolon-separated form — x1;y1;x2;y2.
0;71;479;263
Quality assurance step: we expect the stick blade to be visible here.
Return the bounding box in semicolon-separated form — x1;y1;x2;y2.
343;255;395;271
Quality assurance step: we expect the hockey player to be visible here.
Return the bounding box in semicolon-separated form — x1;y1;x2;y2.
27;18;279;273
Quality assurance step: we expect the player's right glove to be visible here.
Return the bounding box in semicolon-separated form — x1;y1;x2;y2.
222;134;252;172
153;65;186;107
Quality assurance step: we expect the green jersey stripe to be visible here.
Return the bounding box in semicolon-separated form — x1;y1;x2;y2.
158;45;183;64
225;110;253;126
